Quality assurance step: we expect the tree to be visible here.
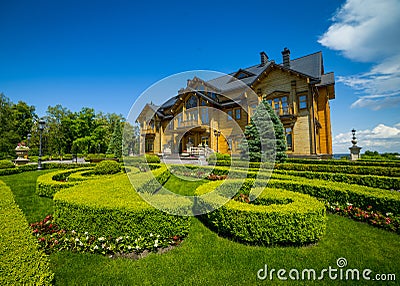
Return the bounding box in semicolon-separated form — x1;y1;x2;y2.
241;100;287;163
122;122;140;156
0;94;36;159
107;120;122;158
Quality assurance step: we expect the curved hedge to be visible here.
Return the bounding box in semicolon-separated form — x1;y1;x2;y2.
36;168;91;198
53;171;191;240
274;163;400;177
274;169;400;190
0;162;95;176
0;180;54;285
286;158;400;168
269;174;400;215
195;180;326;246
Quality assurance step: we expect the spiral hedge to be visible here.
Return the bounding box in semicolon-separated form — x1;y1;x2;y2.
195;180;326;246
53;170;191;240
36;168;91;198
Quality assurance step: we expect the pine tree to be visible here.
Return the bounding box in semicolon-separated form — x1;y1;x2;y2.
107;121;122;158
241;100;287;163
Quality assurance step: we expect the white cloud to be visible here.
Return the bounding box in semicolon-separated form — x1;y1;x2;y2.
319;0;400;110
333;123;400;153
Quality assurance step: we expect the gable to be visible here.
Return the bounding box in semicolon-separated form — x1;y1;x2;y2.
136;104;159;123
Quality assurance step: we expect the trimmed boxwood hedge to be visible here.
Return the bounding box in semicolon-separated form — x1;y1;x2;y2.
0;180;54;285
0;162;95;176
274;163;400;177
286;158;400;168
36;168;91;198
274;169;400;190
0;159;15;169
195;180;326;246
53;172;191;239
268;174;400;215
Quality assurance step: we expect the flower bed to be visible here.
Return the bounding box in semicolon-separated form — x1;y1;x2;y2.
195;180;326;246
31;215;183;256
326;203;400;234
0;180;54;285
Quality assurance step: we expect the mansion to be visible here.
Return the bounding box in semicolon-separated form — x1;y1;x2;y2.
137;48;335;158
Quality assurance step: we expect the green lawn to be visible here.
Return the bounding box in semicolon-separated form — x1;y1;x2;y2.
163;174;208;196
2;171;400;285
1;170;54;223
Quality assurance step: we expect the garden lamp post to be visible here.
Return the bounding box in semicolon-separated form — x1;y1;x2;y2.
27;133;31;159
27;133;31;147
38;119;46;170
214;130;221;153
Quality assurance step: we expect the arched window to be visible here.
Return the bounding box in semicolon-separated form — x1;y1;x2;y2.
186;95;198;109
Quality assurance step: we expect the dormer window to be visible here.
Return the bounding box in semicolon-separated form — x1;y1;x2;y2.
236;72;248;79
230;69;255;81
186;95;198;109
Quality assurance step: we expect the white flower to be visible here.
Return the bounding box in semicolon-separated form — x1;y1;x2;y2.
98;237;105;242
154;239;159;248
135;245;140;250
128;245;132;250
75;238;80;242
149;233;153;237
79;242;83;246
84;232;88;235
71;230;76;234
94;245;99;250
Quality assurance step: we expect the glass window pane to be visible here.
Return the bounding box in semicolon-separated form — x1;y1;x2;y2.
227;110;233;120
235;109;241;120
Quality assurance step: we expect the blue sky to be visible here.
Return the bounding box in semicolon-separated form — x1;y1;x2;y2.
1;0;399;153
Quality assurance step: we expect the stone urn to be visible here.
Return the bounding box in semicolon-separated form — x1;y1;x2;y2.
15;144;30;165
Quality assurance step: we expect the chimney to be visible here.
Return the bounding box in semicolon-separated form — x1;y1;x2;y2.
260;51;269;66
281;47;290;68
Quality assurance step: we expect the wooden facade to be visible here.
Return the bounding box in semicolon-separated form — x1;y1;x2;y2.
137;49;335;158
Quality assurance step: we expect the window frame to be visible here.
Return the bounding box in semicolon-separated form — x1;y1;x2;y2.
299;94;307;110
285;127;293;151
227;109;233;121
234;108;241;120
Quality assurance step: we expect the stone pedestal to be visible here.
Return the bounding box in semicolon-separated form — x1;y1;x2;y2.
15;146;30;166
349;146;362;161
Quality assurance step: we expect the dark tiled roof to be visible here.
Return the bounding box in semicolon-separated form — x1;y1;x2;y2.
317;72;335;86
154;51;332;117
160;96;178;109
207;63;271;92
287;51;322;79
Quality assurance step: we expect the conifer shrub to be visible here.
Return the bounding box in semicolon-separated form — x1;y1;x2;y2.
241;100;287;163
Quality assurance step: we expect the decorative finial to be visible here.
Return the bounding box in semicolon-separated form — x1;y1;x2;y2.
351;129;357;146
